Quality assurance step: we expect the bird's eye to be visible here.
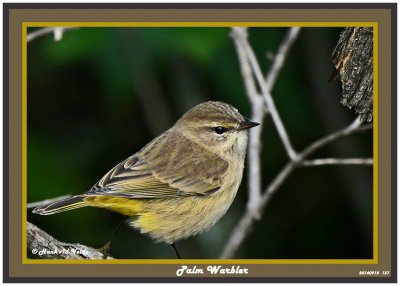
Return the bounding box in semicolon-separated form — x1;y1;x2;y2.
214;126;226;135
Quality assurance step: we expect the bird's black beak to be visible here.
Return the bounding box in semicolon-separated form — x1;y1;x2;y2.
237;121;260;131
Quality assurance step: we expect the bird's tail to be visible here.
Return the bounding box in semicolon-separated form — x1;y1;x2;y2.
32;196;87;215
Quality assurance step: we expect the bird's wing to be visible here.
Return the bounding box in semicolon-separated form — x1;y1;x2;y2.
85;131;229;199
85;156;183;198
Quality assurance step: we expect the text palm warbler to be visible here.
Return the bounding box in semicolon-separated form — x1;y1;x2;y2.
33;101;259;256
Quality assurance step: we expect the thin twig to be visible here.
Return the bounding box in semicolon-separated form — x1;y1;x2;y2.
27;27;78;43
301;158;373;166
265;27;301;91
300;118;367;160
27;194;72;209
220;119;372;259
231;28;259;103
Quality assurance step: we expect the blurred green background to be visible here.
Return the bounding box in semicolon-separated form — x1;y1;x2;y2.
27;27;373;259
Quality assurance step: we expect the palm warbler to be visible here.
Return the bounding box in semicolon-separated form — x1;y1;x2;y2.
33;101;259;255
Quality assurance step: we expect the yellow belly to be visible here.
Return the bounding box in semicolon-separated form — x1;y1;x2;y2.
84;185;238;244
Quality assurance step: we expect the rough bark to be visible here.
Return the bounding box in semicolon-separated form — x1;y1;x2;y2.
27;222;113;259
332;27;373;122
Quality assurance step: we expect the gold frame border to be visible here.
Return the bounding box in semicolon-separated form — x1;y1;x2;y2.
22;22;379;265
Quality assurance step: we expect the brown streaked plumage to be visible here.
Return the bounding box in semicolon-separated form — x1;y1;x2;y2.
33;101;259;247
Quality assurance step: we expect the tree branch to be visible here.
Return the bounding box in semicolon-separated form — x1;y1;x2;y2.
27;222;113;259
331;27;373;122
301;158;373;166
27;27;78;43
265;27;301;91
231;27;266;217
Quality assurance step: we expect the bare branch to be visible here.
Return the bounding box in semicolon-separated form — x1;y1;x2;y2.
231;27;259;103
300;118;370;160
27;27;78;43
232;27;297;160
265;27;301;91
27;194;72;209
246;101;266;219
27;222;113;259
231;27;266;218
301;158;373;167
220;119;372;259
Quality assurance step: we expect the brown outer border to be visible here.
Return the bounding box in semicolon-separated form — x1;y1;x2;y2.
4;3;396;283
